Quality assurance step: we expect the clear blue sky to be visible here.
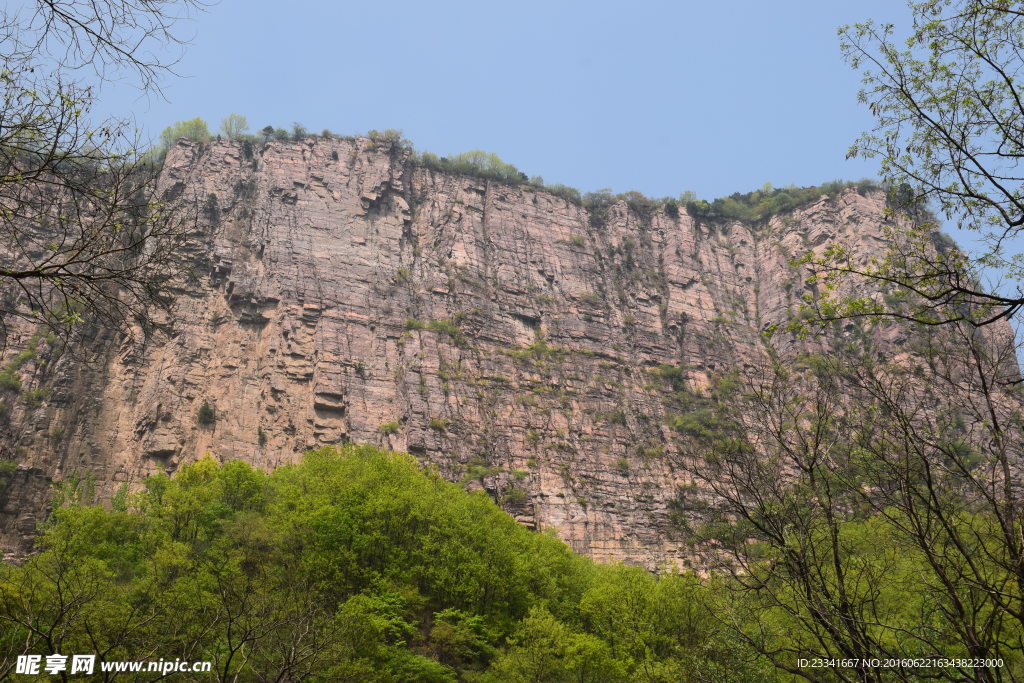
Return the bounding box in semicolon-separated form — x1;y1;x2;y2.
96;0;911;201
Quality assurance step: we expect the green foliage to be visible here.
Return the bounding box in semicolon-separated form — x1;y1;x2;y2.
583;189;615;229
598;409;627;426
50;471;96;508
500;485;528;506
196;400;215;426
841;1;1024;258
484;605;626;682
427;318;462;338
507;334;568;364
367;129;409;148
0;369;19;392
158;117;211;153
0;459;16;490
430;607;496;668
685;179;878;223
0;331;48;393
0;445;750;679
668;408;721;439
672;341;1024;680
545;184;583;204
416;149;528;184
651;363;688;392
620;190;660;218
219;113;249;139
379;421;401;435
428;418;449;432
20;387;49;408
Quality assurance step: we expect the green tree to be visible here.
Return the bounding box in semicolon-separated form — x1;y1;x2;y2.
0;445;757;680
196;400;215;426
484;606;625;683
417;149;528;184
158;117;212;153
836;0;1024;325
219;113;249;139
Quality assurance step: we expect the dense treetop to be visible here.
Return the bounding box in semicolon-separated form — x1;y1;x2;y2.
0;445;763;681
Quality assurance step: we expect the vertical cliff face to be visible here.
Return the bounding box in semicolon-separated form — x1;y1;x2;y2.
0;137;907;565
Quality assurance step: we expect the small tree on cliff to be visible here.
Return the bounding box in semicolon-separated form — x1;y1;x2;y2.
197;401;215;426
219;113;249;139
158;117;212;152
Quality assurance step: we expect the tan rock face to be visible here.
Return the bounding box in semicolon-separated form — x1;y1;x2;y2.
0;137;912;566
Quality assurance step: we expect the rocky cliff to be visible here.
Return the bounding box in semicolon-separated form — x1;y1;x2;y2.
0;136;909;566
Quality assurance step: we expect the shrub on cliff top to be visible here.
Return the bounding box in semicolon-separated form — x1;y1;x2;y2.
415;149;528;184
685;179;883;223
157;118;211;154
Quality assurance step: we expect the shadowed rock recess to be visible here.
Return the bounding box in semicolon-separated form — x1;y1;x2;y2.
0;137;913;566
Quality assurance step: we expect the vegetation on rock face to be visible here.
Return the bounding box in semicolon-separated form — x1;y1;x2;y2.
0;446;766;681
196;400;215;426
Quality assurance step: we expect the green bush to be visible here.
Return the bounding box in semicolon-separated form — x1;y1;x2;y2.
197;400;215;426
684;179;878;223
21;387;49;408
415;149;528;184
0;370;19;392
157;117;211;156
0;445;769;680
379;421;401;435
544;184;583;205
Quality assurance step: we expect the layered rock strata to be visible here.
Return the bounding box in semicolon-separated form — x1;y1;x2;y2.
0;137;914;565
